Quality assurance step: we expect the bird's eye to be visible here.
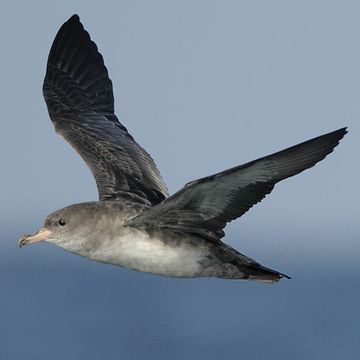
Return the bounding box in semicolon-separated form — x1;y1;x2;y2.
58;219;66;226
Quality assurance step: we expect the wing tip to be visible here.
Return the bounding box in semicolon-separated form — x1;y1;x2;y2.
330;126;348;140
57;15;83;35
67;14;81;23
320;126;348;153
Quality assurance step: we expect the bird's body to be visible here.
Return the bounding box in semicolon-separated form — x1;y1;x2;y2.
42;200;286;281
46;201;204;278
19;14;347;283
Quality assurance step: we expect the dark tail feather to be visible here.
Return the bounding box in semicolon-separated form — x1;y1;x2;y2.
243;263;291;283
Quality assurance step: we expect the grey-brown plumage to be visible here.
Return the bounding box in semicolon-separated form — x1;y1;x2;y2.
43;14;168;205
19;15;347;283
130;128;346;243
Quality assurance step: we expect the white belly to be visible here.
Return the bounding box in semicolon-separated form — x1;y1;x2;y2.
84;230;204;277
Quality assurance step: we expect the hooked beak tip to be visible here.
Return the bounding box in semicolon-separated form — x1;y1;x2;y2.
18;228;52;248
18;236;28;248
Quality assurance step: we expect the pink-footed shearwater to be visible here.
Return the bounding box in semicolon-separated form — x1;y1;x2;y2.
19;15;347;282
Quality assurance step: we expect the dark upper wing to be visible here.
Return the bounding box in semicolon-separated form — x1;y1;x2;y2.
130;128;347;242
43;14;168;204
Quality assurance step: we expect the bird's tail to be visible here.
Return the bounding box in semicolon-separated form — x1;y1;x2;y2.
242;262;291;283
220;244;291;283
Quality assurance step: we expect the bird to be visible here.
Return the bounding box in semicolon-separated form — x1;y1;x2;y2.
19;14;347;283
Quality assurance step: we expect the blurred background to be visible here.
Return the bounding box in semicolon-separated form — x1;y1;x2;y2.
0;1;359;359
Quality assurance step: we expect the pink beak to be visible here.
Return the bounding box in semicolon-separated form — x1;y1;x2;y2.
18;228;52;248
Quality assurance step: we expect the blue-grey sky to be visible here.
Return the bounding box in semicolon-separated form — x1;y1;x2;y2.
0;1;359;359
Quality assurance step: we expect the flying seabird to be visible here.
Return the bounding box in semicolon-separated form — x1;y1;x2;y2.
19;15;347;282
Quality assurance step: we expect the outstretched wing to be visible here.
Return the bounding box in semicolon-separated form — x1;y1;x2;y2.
43;14;168;205
130;128;347;242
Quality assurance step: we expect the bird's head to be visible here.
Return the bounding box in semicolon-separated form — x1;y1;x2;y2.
18;202;103;249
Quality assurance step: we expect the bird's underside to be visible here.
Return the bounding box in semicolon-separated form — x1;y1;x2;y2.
19;14;347;283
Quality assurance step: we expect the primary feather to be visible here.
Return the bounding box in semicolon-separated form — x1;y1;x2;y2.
130;128;347;242
43;14;168;205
